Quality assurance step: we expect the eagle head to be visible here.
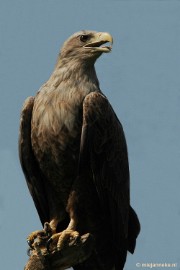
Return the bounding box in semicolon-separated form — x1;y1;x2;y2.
59;30;113;63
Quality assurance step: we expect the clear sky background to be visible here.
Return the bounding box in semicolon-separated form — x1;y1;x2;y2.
0;1;180;269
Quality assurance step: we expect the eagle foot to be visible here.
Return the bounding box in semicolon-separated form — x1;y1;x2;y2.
24;233;95;270
47;229;80;252
27;222;53;250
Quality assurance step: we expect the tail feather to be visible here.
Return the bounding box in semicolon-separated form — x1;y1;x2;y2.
128;206;141;254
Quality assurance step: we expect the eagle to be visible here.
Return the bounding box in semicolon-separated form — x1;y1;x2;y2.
19;30;140;270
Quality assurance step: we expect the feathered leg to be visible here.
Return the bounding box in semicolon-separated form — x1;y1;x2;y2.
46;191;80;251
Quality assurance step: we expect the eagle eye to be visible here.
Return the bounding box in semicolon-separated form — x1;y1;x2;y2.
80;35;89;42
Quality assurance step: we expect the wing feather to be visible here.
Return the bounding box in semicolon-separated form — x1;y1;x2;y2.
19;97;50;225
80;92;131;253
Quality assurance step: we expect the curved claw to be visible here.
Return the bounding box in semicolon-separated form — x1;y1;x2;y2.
46;237;53;253
44;222;52;237
27;247;33;256
27;239;34;250
70;235;80;246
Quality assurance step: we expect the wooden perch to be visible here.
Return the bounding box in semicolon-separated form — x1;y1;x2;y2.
24;233;94;270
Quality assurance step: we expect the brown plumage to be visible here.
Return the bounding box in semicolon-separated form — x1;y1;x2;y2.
19;30;140;270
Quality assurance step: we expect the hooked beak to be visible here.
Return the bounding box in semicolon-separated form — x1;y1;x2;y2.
84;32;113;53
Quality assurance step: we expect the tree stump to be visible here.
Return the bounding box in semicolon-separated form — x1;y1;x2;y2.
24;233;94;270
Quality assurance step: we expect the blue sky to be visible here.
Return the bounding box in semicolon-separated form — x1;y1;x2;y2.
0;1;180;269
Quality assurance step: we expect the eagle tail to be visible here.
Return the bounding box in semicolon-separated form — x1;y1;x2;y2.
128;206;141;254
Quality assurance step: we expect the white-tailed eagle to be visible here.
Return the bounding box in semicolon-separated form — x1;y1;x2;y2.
19;30;140;270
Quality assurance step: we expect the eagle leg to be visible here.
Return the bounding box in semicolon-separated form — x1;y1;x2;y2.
46;191;80;252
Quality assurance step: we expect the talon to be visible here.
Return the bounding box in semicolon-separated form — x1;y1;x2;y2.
69;235;80;246
44;222;52;236
46;238;53;253
27;247;33;256
27;239;34;250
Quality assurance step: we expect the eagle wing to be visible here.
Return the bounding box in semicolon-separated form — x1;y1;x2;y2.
19;97;50;225
79;92;130;251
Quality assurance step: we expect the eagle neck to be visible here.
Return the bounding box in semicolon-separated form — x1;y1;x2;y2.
49;59;100;91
